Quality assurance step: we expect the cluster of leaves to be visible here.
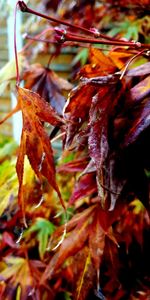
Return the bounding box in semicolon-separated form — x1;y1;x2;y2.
0;0;150;299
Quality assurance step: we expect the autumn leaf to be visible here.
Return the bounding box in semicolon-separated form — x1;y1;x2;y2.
40;204;117;298
0;86;65;223
116;199;150;248
69;173;97;205
0;256;33;299
88;87;113;209
79;48;115;78
0;159;18;217
89;209;105;270
74;249;95;300
41;218;91;283
0;256;51;300
0;53;26;95
64;84;97;147
40;205;96;283
15;87;66;222
57;157;89;173
109;49;132;69
23;64;73;115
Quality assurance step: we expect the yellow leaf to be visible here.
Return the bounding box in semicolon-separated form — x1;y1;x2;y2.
76;251;91;300
0;53;26;84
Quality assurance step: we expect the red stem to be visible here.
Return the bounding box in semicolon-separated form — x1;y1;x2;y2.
57;31;150;49
18;1;109;40
14;2;20;86
24;34;141;54
18;1;146;45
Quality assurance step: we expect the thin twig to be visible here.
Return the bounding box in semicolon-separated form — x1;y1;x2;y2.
18;1;150;50
14;2;20;86
18;1;125;42
120;49;146;79
51;131;66;143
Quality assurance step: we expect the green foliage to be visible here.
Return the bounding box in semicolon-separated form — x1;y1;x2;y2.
25;218;55;259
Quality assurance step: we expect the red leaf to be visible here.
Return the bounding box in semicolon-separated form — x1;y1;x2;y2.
123;100;150;146
57;157;89;173
64;84;97;147
69;173;97;204
23;64;73;115
88;88;111;208
89;208;105;269
41;217;91;283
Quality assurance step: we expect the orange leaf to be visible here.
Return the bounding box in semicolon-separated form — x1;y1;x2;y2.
16;87;65;224
109;50;132;70
79;48;115;78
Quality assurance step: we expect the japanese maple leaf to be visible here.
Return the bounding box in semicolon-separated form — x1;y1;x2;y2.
0;87;65;223
0;256;34;299
64;48;116;147
69;173;97;205
88;85;126;210
40;204;118;300
0;256;53;300
78;47;116;78
16;87;65;221
23;63;73;115
64;84;97;147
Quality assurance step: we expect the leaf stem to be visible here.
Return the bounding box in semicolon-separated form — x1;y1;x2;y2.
18;1;121;42
56;30;150;49
18;1;150;49
24;34;143;55
120;49;146;79
14;1;20;86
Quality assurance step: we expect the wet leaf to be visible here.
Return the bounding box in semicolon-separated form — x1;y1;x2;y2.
88;88;111;208
130;75;150;103
64;84;97;146
9;87;65;221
